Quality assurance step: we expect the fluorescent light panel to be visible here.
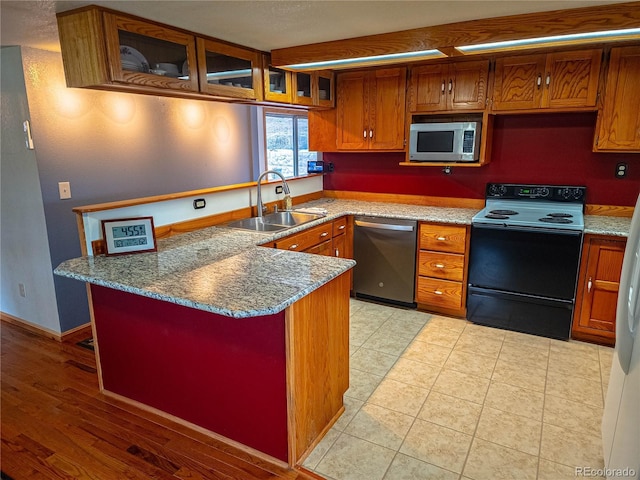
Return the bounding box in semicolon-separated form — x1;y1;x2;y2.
286;49;445;70
458;28;640;53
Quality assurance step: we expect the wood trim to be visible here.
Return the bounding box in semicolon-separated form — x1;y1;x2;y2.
271;2;640;67
0;312;63;342
73;176;323;213
585;203;635;217
323;190;485;209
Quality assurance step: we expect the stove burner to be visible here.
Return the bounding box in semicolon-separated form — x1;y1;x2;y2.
539;217;573;224
485;214;510;219
547;212;573;218
490;209;518;216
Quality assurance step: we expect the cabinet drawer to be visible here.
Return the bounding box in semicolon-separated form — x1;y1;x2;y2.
333;217;348;237
274;223;332;252
416;277;463;310
419;224;467;254
418;251;464;281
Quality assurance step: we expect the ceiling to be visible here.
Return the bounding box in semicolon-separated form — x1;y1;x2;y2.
0;0;632;54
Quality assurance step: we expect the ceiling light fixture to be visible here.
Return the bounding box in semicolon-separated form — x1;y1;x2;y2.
285;49;446;71
457;28;640;54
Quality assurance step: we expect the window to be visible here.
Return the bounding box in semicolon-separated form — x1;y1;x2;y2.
264;109;317;178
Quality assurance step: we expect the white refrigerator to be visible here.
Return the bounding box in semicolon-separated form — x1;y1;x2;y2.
602;192;640;480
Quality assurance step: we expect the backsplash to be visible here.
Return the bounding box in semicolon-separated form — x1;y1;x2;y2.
323;112;639;206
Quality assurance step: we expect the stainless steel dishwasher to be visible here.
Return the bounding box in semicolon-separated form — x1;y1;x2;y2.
353;216;417;306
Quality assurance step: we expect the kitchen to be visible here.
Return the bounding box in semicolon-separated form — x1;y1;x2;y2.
1;1;640;479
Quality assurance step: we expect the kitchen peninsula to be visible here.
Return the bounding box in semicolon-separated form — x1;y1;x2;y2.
55;224;355;466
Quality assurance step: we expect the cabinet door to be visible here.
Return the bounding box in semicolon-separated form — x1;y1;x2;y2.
369;67;407;150
573;236;625;345
544;49;601;109
333;233;346;258
596;46;640;151
492;54;546;111
305;239;333;256
103;13;199;92
336;71;369;149
196;38;262;100
293;72;314;106
409;64;447;112
316;71;335;108
449;60;490;110
262;54;292;103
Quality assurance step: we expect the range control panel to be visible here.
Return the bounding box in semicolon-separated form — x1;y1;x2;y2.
486;183;586;203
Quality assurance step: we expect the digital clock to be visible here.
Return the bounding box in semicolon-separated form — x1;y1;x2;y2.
101;217;156;256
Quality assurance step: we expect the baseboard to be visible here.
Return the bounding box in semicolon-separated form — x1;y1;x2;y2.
0;311;91;343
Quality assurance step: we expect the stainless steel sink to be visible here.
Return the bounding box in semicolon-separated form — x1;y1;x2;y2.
262;211;324;226
225;211;324;232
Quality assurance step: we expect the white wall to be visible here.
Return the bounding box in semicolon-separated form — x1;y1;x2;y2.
0;46;61;333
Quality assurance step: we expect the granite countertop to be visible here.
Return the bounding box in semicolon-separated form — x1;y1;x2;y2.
54;197;631;319
584;215;632;237
54;198;476;319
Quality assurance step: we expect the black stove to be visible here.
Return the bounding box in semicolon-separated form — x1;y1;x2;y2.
467;183;586;340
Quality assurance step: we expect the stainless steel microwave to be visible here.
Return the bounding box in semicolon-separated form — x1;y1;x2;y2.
409;121;480;162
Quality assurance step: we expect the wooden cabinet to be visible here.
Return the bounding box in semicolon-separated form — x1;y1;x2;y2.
492;49;602;111
416;223;469;316
572;235;626;346
409;60;489;112
57;6;264;99
274;216;352;259
292;71;335;108
196;38;263;100
336;68;407;150
594;46;640;152
57;8;200;93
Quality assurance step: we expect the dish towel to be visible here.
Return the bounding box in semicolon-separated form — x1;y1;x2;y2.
294;207;328;216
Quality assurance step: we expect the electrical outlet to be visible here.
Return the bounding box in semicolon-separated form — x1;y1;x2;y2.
58;181;71;199
193;198;206;209
615;162;628;178
19;283;26;298
275;185;283;194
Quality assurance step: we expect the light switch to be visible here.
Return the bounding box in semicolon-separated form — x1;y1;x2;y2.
58;181;71;199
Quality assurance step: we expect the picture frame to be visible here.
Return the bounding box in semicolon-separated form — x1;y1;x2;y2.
101;217;157;256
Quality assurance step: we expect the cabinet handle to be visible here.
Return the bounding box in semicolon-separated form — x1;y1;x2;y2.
434;263;445;268
437;236;446;241
335;248;339;257
320;232;329;237
441;81;445;94
545;73;551;86
448;79;453;94
434;290;443;295
289;244;299;250
363;130;367;138
537;74;542;88
369;129;373;138
338;225;345;230
587;277;592;293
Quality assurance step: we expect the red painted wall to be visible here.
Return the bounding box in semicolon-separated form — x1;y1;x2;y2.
323;112;640;206
91;285;289;462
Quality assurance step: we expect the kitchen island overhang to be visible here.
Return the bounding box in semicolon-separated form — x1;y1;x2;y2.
55;226;355;466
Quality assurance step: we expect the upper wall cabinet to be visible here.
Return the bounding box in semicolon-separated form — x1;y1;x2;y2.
292;71;335;108
594;46;640;152
58;6;264;103
336;67;407;150
409;60;489;112
196;38;263;100
492;49;602;111
58;8;199;93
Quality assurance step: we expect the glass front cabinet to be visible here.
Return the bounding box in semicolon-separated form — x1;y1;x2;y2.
197;38;263;100
103;12;199;92
293;71;335;107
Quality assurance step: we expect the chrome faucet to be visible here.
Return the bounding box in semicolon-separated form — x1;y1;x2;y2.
256;170;291;217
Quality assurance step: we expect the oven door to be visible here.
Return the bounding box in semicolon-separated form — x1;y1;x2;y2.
468;224;583;300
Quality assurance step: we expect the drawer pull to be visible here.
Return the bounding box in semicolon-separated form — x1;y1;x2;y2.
434;290;443;295
289;244;299;250
338;225;345;230
436;236;446;241
587;277;592;293
320;232;329;237
434;263;445;269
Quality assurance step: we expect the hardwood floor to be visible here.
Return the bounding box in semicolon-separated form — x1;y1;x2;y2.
1;321;323;480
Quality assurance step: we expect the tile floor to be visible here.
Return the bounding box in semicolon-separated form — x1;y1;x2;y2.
303;299;613;480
